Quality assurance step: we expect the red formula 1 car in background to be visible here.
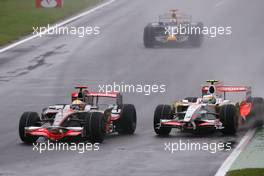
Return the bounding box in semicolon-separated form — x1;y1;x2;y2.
153;80;264;136
19;86;137;143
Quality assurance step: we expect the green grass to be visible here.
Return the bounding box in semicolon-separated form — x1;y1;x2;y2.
0;0;101;46
227;168;264;176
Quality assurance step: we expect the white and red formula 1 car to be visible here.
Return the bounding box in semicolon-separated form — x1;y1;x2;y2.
154;80;264;136
19;86;136;143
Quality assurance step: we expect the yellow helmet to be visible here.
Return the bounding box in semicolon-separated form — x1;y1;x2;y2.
72;99;85;105
71;99;85;110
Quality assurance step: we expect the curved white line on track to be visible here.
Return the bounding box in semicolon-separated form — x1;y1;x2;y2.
214;129;256;176
0;0;116;53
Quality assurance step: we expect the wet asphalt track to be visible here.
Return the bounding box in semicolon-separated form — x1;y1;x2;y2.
0;0;264;175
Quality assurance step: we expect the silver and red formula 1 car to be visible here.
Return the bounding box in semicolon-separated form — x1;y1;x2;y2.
153;80;264;136
19;86;137;143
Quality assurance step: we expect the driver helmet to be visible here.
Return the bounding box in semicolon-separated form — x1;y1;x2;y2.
202;94;216;104
71;99;86;111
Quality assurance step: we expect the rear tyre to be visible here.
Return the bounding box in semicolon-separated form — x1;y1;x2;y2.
19;112;40;144
219;105;238;135
246;97;264;127
84;112;106;143
117;104;137;134
154;104;172;136
184;97;198;103
144;25;155;48
189;22;204;47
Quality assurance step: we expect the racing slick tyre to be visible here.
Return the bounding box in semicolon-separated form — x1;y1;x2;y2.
154;104;173;136
184;97;198;103
219;104;238;135
117;104;137;135
84;112;106;143
189;22;204;47
144;25;156;48
19;112;40;144
246;97;264;127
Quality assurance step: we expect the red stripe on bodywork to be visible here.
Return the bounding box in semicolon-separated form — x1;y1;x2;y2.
161;121;183;126
197;122;214;126
27;128;81;140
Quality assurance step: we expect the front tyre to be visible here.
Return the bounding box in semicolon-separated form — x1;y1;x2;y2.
144;25;155;48
117;104;137;134
220;105;238;135
154;104;172;136
84;112;106;143
189;22;204;47
19;112;40;144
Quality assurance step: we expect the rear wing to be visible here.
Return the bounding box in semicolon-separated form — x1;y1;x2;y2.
72;86;123;105
202;86;251;99
87;92;119;98
158;13;192;23
86;92;123;105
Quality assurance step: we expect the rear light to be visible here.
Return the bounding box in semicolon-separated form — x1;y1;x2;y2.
240;101;252;117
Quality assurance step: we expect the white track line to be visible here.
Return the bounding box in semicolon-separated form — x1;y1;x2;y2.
0;0;116;53
215;129;256;176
